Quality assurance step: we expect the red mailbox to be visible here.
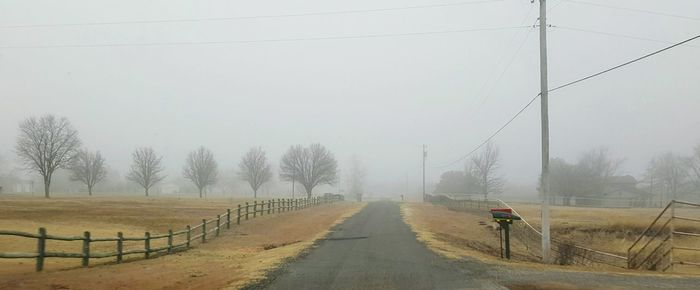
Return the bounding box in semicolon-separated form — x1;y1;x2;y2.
489;207;520;260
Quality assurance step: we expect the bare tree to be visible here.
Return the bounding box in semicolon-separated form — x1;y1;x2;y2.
15;115;81;198
238;147;272;199
576;147;623;196
688;144;700;191
127;147;166;197
468;142;504;200
649;152;688;202
280;143;338;198
546;158;583;206
346;155;366;201
68;149;107;196
183;146;218;198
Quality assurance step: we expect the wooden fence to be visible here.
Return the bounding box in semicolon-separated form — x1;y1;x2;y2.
0;195;343;271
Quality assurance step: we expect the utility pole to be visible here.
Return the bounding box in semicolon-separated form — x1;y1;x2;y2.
538;0;551;263
422;145;427;202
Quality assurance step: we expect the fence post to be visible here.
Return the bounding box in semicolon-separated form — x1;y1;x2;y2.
227;209;232;229
82;231;91;267
186;225;191;248
167;229;173;253
268;200;271;214
669;201;675;271
36;227;46;272
254;201;258;218
260;201;265;216
277;199;281;213
117;232;124;263
216;215;221;236
237;205;241;224
245;202;249;220
144;232;151;259
202;219;207;243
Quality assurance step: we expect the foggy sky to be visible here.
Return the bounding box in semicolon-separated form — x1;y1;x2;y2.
1;0;699;197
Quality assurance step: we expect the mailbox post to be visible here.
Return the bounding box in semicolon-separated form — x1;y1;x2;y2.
490;208;521;259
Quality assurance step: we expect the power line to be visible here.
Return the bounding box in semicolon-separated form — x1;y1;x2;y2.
432;93;541;169
432;32;700;169
564;0;700;21
0;25;529;49
549;33;700;92
466;4;536;119
556;26;700;48
0;0;504;29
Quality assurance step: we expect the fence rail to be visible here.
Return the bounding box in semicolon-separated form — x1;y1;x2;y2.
628;200;700;271
427;195;628;268
0;195;343;271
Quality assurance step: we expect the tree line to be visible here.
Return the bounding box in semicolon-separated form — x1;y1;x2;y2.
434;142;505;200
13;114;338;198
434;142;700;204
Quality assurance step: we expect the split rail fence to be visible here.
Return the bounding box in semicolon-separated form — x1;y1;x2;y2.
0;195;343;271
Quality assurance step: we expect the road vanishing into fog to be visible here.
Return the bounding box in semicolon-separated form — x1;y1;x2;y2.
250;201;700;290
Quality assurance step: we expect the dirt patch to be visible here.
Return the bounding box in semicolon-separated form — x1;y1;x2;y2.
0;202;365;290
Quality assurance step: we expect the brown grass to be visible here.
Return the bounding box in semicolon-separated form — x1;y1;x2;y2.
509;202;700;272
402;202;543;264
0;195;254;268
401;202;700;276
0;198;365;290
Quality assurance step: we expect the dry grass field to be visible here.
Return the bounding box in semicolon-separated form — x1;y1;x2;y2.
402;202;700;274
0;195;259;273
3;203;363;289
509;202;700;265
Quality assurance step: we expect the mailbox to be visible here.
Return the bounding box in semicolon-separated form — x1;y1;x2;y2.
490;208;521;224
490;208;521;259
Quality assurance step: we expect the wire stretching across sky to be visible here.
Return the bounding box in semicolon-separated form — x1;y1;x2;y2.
564;0;700;21
0;0;504;29
431;32;700;169
0;25;530;49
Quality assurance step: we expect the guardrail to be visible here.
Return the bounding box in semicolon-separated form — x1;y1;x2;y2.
628;200;700;271
0;195;343;271
427;195;628;268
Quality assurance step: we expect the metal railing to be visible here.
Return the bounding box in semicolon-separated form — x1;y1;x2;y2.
628;200;700;271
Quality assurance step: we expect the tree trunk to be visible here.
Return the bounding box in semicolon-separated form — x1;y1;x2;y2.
305;185;313;199
88;185;93;196
199;188;203;198
253;189;257;199
145;187;149;197
43;177;50;199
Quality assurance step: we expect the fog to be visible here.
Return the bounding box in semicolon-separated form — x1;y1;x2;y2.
1;0;699;199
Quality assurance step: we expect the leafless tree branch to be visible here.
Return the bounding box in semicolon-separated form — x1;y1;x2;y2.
15;115;81;198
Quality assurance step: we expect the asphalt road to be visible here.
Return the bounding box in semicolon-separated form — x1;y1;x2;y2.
259;201;502;290
253;201;700;290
